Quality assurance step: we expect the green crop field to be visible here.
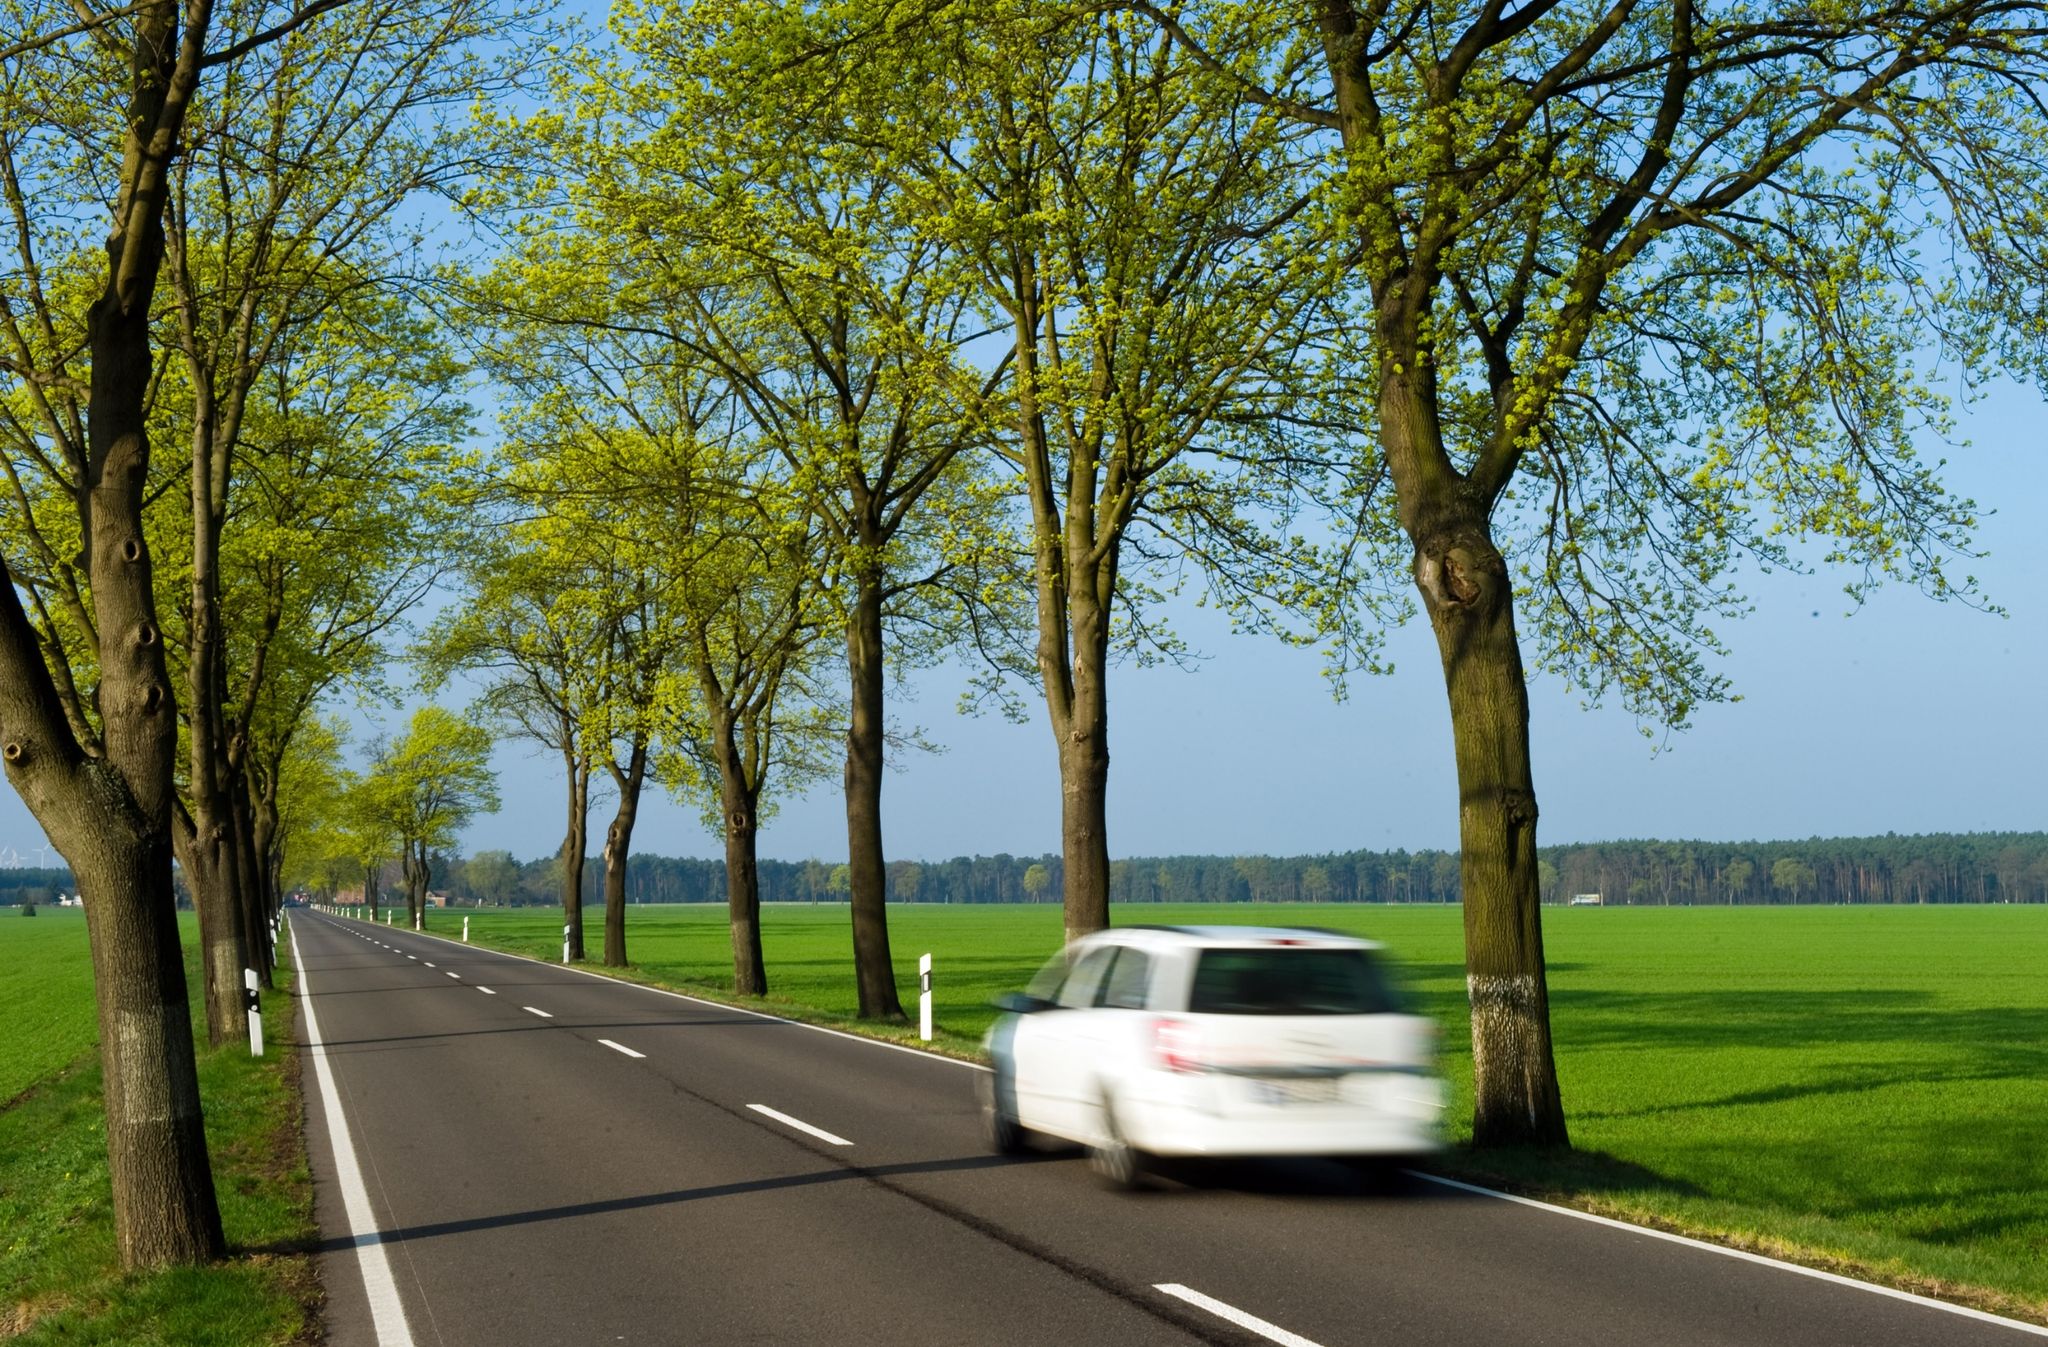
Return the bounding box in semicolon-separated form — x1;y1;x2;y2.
0;909;315;1344
408;899;2047;1316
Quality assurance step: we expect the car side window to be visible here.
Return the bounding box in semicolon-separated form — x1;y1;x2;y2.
1056;945;1118;1009
1098;948;1152;1009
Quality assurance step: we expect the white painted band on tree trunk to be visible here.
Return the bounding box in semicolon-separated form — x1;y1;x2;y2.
1467;972;1539;1124
1152;1285;1325;1347
289;922;416;1347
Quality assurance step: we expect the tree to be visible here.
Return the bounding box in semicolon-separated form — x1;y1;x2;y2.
1085;0;2048;1146
465;849;520;906
0;0;251;1269
365;707;499;929
577;10;1020;1017
691;2;1388;951
426;534;610;959
1021;862;1051;902
1772;857;1817;904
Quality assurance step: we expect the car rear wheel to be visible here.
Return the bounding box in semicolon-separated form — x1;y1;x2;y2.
1087;1094;1147;1191
980;1071;1028;1156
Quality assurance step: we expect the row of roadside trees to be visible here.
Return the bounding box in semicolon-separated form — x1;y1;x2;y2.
6;0;2048;1268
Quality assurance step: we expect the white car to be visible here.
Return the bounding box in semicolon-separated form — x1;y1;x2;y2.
981;925;1445;1187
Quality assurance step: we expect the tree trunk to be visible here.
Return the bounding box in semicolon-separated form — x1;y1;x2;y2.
1412;507;1569;1149
1053;583;1112;946
230;777;270;987
405;841;428;930
176;816;247;1048
843;572;903;1019
722;778;767;996
601;740;646;969
74;839;226;1266
365;863;380;923
561;750;587;960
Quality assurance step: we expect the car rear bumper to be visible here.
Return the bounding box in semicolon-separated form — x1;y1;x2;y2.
1120;1072;1446;1158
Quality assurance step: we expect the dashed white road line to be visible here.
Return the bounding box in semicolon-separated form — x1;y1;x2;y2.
423;963;435;968
523;1006;553;1019
476;986;496;995
406;955;417;960
445;971;460;979
290;922;417;1347
746;1104;852;1147
598;1039;645;1059
1154;1285;1322;1347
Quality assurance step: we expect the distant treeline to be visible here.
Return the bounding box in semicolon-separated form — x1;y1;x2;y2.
419;831;2048;908
0;868;70;906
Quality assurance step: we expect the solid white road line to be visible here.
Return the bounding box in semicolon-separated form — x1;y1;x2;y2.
598;1039;645;1059
476;987;496;995
1406;1172;2048;1339
523;1007;553;1019
290;922;416;1347
1153;1285;1323;1347
746;1104;853;1147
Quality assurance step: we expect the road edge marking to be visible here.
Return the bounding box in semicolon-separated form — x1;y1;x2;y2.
1153;1284;1323;1347
1405;1171;2048;1338
746;1103;853;1147
290;920;417;1347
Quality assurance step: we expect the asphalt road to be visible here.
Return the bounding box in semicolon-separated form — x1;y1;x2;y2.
288;912;2044;1347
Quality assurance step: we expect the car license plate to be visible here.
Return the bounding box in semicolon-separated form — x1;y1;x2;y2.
1251;1077;1339;1106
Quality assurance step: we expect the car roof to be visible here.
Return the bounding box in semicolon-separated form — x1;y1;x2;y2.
1093;924;1382;950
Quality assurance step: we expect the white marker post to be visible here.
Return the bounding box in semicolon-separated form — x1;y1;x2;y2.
918;952;933;1041
563;924;571;964
244;968;263;1057
463;916;470;943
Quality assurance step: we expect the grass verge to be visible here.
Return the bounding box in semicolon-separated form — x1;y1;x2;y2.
400;899;2048;1324
0;910;318;1345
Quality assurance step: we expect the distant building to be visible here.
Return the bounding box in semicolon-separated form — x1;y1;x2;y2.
1568;893;1603;907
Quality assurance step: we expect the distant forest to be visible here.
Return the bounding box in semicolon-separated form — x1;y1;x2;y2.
13;834;2045;909
428;831;2048;908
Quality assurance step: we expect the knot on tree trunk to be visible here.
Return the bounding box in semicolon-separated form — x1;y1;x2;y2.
1416;541;1498;613
1501;787;1538;827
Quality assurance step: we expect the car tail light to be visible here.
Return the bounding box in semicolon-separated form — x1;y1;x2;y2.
1153;1017;1204;1073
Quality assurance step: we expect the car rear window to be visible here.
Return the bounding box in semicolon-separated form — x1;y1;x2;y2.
1188;947;1401;1015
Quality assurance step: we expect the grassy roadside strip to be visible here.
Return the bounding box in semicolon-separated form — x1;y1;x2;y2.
0;915;318;1346
409;906;2048;1330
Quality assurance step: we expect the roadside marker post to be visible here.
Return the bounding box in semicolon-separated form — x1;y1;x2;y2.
563;924;571;964
919;953;933;1041
463;916;470;943
244;968;263;1057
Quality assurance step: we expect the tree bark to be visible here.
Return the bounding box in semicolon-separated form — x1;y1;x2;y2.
843;571;904;1019
74;839;226;1267
403;839;428;930
174;812;247;1048
560;748;587;960
1412;505;1570;1149
1049;571;1113;946
601;739;647;969
230;775;270;987
365;862;380;923
720;752;767;995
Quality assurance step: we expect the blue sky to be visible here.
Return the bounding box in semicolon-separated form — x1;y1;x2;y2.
446;376;2047;864
3;390;2042;873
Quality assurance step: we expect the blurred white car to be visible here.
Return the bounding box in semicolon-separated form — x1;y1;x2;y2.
981;925;1444;1187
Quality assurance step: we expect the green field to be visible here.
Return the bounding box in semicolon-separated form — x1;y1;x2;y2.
0;909;316;1344
411;899;2047;1317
